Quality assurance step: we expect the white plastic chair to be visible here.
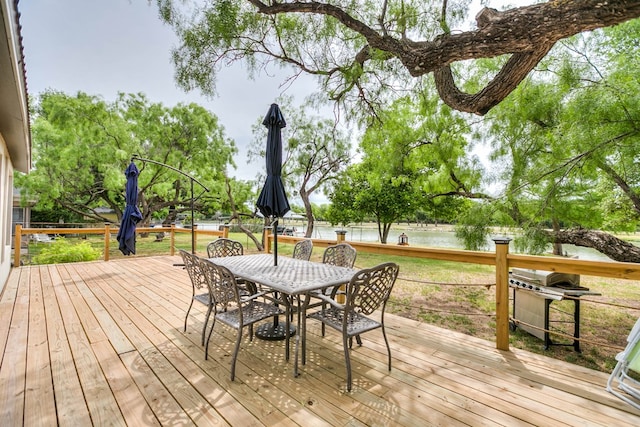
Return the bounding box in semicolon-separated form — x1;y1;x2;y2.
606;317;640;410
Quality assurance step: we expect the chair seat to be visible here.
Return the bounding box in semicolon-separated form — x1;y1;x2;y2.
194;293;210;305
308;307;382;337
217;301;284;329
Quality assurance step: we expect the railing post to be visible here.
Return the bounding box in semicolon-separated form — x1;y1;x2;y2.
104;224;111;261
222;224;229;238
170;224;175;256
14;224;22;267
493;237;512;351
263;227;272;254
335;230;347;243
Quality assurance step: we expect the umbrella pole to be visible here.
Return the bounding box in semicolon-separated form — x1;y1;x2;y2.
273;217;278;266
255;216;296;340
272;217;279;328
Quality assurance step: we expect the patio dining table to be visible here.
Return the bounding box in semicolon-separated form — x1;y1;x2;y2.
209;253;357;376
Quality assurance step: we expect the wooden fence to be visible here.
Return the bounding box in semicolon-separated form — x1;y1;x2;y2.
13;224;640;352
13;224;229;265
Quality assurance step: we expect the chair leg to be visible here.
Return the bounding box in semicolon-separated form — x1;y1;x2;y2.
344;333;353;392
202;305;213;346
382;326;392;371
184;298;195;332
230;328;243;381
204;317;217;360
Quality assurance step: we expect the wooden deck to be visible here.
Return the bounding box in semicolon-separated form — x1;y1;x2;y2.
1;256;638;426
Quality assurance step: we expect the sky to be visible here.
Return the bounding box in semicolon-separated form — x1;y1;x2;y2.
19;0;322;182
18;0;530;200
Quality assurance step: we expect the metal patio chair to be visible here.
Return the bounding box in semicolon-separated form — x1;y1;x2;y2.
207;238;244;258
179;249;211;346
311;243;358;335
292;239;313;261
290;239;314;322
199;258;284;381
207;238;257;293
307;262;399;391
322;243;357;268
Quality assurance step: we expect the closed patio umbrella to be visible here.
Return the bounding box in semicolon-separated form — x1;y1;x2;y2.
255;103;292;340
256;103;290;266
116;161;143;255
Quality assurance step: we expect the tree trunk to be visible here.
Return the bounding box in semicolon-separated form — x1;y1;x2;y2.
545;228;640;263
224;177;263;251
552;218;563;256
300;188;315;238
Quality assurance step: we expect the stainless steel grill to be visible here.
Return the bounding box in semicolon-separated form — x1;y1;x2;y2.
509;268;599;352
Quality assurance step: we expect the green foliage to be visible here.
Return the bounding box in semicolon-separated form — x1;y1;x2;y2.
156;1;478;120
327;92;482;242
454;223;490;251
19;91;238;226
30;208;81;224
33;239;102;264
475;23;640;256
513;226;550;255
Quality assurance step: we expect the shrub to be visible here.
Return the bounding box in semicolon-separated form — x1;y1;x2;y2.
32;238;102;264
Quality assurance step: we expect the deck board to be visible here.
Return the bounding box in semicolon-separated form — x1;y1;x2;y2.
1;256;639;426
25;267;57;427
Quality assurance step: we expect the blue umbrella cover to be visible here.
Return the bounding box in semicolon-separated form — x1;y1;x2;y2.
256;103;291;219
116;162;143;255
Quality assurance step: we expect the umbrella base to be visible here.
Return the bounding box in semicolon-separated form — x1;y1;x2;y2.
255;320;296;341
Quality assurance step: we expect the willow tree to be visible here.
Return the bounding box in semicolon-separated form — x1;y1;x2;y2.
155;0;640;115
327;93;483;242
478;20;640;262
18;91;237;225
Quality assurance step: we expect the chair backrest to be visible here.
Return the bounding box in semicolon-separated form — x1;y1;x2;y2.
622;317;640;372
207;238;244;258
322;243;357;268
346;262;399;315
179;249;207;291
198;258;241;310
292;239;313;261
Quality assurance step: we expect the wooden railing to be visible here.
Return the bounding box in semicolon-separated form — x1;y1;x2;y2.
13;224;229;265
14;224;640;352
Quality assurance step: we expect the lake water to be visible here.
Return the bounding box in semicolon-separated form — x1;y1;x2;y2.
196;221;617;262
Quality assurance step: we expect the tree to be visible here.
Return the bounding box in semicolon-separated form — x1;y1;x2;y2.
249;99;351;237
17;91;237;226
475;20;640;262
326;91;482;242
156;0;640;115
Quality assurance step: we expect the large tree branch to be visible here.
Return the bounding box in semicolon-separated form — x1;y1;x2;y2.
245;0;640;114
596;159;640;214
545;228;640;263
433;43;553;114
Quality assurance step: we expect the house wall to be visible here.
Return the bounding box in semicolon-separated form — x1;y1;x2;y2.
0;0;30;292
0;134;13;287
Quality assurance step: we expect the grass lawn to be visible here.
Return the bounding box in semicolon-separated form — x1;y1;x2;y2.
24;231;640;374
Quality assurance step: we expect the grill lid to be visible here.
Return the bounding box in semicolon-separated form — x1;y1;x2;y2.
511;268;581;288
